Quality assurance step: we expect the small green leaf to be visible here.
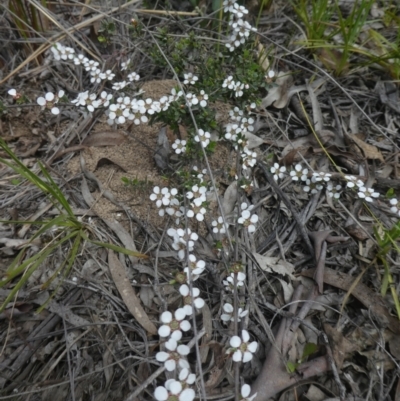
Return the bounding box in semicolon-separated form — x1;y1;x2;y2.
386;188;395;198
301;343;318;360
286;361;297;373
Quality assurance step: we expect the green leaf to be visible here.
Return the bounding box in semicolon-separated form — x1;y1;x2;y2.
286;361;297;373
386;188;395;198
301;343;318;360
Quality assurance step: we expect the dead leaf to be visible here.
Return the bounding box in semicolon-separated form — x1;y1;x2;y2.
139;286;154;308
222;181;238;215
317;48;349;74
108;250;157;335
253;253;295;279
200;303;213;363
300;267;400;335
154;126;170;170
103;219;140;264
345;223;372;241
82;131;127;147
262;72;294;109
243;131;265;149
323;323;358;370
345;133;384;162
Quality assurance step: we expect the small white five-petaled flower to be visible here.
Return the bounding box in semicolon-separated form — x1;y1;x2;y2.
228;330;258;363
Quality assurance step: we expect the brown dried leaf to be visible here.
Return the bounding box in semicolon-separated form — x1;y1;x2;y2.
108;250;157;335
81;131;127;147
345;223;372;241
323;323;358;370
348;133;384;162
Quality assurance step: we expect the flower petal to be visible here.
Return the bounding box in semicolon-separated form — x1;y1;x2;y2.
154;387;168;401
156;351;169;362
242;351;253;363
165;359;176;371
232;350;242;362
230;335;241;348
241;384;251;398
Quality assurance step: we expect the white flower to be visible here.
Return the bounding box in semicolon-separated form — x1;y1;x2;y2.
358;186;379;203
107;104;126;124
90;68;102;84
127;72;140;82
159;96;170;111
241;149;257;169
326;184;342;199
112;81;128;90
222;76;235;89
150;186;171;208
50;43;64;60
290;164;308;181
186;197;207;222
156;338;190;371
344;175;363;188
8;88;21;100
194;129;211;148
37;91;63;115
390;199;400;216
154;379;195;401
223;0;237;13
85;93;98;112
313;172;331;182
93;91;112;108
212;216;227;234
221;303;248;322
240;117;255;132
229;107;244;121
169;87;183;102
179;284;205;316
172;139;187;155
270;163;286;181
100;69;115;81
223;272;246;291
183;73;198;85
238;210;258;233
158;309;191;340
303;176;323;194
234;81;244;97
183;254;205;281
228;330;258;363
179;368;196;386
84;59;99;72
267;70;275;79
231;2;248;18
73;54;87;65
186;184;207;201
241;384;257;401
168;228;198;260
198;90;208;107
121;59;131;71
185;92;199;106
